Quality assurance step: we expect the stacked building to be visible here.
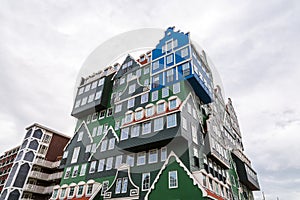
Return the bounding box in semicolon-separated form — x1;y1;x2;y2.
0;123;70;200
0;146;20;194
48;27;260;200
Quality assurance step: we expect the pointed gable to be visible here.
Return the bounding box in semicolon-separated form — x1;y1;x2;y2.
115;54;141;79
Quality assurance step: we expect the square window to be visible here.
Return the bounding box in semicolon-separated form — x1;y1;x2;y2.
121;127;129;140
169;171;178;188
154;117;164;132
91;81;98;89
125;112;133;123
84;84;91;92
98;78;105;86
92;112;98;121
167;114;177;128
162;87;169;98
137;152;146;166
115;104;122;113
148;149;158;164
142;121;151;135
99;110;106;119
173;83;180;94
141;93;149;104
127;98;135;108
151;91;158;102
95;90;102;100
131;125;140;138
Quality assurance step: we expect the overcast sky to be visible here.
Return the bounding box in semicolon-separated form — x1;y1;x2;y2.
0;0;299;199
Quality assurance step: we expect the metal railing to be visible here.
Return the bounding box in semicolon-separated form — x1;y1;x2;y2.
28;171;63;181
34;158;60;168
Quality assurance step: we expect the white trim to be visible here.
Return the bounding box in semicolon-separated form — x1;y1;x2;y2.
144;151;208;199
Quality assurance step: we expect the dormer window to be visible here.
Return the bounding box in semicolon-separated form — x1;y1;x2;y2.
135;108;144;121
168;96;180;110
145;104;155;117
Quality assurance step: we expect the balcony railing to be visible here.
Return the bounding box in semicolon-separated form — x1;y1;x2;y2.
23;184;54;194
28;171;63;181
34;158;60;168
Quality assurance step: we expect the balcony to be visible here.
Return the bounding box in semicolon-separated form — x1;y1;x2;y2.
231;152;260;191
34;158;60;169
28;171;63;181
23;184;54;194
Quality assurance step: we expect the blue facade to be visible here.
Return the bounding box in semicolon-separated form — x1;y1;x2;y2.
150;27;213;104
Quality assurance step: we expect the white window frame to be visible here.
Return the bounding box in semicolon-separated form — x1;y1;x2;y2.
151;91;158;102
181;47;188;57
121;127;129;140
95;91;102;100
127;98;135;109
173;82;180;94
115;155;123;169
101;181;109;195
135;109;144;121
148;149;158;164
157;101;166;114
64;167;71;179
142;173;151;191
142;121;151;135
98;78;105;86
72;165;79;177
88;93;95;103
121;177;128;193
71;147;80;164
154;117;164;132
168;171;178;189
129;84;136;94
81;97;88;106
97;125;103;136
98;159;105;172
167;114;177;128
141;93;149;104
166;54;173;64
131;125;140;138
77;131;83;142
182;117;187;130
152;61;159;70
144;67;150;74
106;157;113;170
85;84;91;92
89;161;97;173
145;105;155;117
161;147;167;161
75;99;81;108
126;154;135;167
80;163;87;176
78;87;84;95
162;87;169;98
137;152;146;166
115;104;122;113
108;138;115;150
100;140;108;152
120;77;125;85
91;81;98;89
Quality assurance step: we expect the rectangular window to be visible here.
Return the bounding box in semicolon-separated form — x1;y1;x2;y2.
87;184;93;195
146;106;154;117
63;151;68;159
77;185;84;196
129;84;136;94
92;127;97;137
192;125;198;144
135;110;143;120
162;87;169;98
131;125;140;138
154;117;164;132
144;67;150;74
89;161;97;173
126;154;135;167
121;127;129;140
182;117;187;130
169;99;177;110
157;102;166;114
182;62;190;76
108;138;115;150
166;40;172;51
115;178;122;194
75;100;81;108
71;147;80;164
142;121;151;135
166;54;173;64
60;188;66;198
173;39;178;48
115;155;123;169
97;125;103;136
64;167;71;179
167;114;177;128
99;110;106;119
106;157;113;170
127;98;135;108
136;69;141;77
142;173;150;191
161;147;167;161
98;159;105;172
115;104;122;113
141;93;149;104
149;149;158;164
151;91;158;102
72;165;79;177
95;91;102;100
115;120;120;130
122;177;128;193
69;186;75;197
166;69;174;82
152;61;159;70
153;75;160;88
101;181;109;195
107;108;113;117
52;189;58;198
125;112;133;123
137;152;146;166
80;164;87;176
81;97;88;106
100;140;108;152
77;132;83;142
169;171;178;188
173;82;180;94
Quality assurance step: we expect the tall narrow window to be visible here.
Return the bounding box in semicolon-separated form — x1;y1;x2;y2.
121;177;128;193
151;91;158;101
161;147;167;161
121;127;129;140
153;75;160;88
77;185;84;196
89;161;97;173
98;159;105;172
108;138;115;150
192;125;198;144
166;69;174;82
68;187;75;197
115;155;123;169
101;181;109;195
146;105;154;117
80;164;87;176
64;167;71;179
106;157;113;170
169;171;178;188
142;173;150;191
166;54;173;64
157;102;166;114
152;61;159;70
71;147;80;164
77;132;83;142
72;165;79;177
173;82;180;94
100;140;108;152
115;178;122;194
87;184;93;195
129;84;136;94
127;98;135;108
